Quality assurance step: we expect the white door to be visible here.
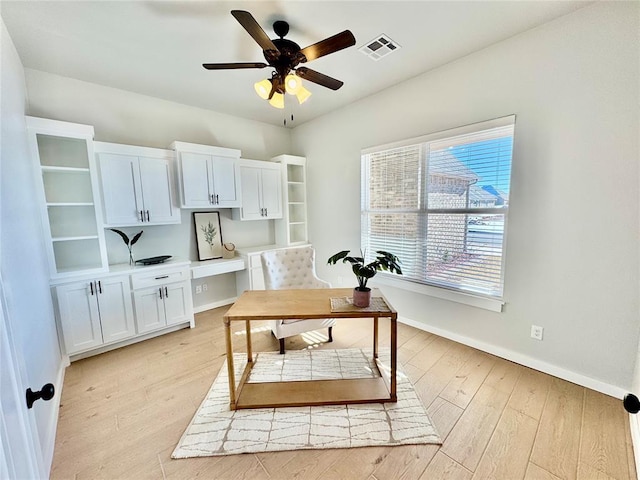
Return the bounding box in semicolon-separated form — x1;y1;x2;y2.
163;282;190;326
138;156;178;224
260;166;283;219
180;152;213;207
211;155;241;207
98;153;143;225
0;278;41;479
133;287;165;333
97;275;135;343
56;281;104;354
239;165;263;220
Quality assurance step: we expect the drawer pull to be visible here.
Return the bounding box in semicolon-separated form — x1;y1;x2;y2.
155;275;169;280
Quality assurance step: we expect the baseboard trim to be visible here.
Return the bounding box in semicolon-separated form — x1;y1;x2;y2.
398;315;627;399
193;297;237;314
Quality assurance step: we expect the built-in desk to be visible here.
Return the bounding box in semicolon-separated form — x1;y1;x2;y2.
190;257;245;279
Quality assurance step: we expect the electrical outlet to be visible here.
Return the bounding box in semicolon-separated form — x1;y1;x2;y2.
531;325;544;341
195;285;202;294
202;283;208;292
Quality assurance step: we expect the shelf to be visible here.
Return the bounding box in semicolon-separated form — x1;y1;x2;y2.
47;202;95;207
41;166;90;173
287;181;304;185
52;235;100;242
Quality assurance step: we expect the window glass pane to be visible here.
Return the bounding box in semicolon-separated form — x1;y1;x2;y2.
428;133;512;210
424;214;505;297
365;145;421;210
361;212;424;279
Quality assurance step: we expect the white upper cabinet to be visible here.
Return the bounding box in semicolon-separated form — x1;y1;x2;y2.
233;159;283;221
171;141;241;208
95;142;180;226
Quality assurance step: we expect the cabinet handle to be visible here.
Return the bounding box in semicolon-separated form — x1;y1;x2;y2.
215;194;219;204
264;207;268;217
146;210;150;222
164;286;169;298
159;287;163;299
97;281;102;294
155;275;169;280
89;281;94;296
140;210;144;222
210;194;214;204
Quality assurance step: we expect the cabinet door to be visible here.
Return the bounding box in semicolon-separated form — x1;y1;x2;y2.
211;156;241;207
133;287;165;334
260;166;283;219
138;157;179;224
99;153;143;226
238;165;264;220
163;282;191;326
96;275;135;343
180;152;213;208
56;281;103;354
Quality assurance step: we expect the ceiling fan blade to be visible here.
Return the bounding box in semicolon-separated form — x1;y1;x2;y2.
296;67;344;90
203;62;268;70
299;30;356;62
231;10;280;55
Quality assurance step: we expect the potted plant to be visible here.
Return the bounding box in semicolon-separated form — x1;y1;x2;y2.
327;250;402;307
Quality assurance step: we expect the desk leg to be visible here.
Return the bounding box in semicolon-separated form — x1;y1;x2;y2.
390;317;397;401
246;320;253;364
224;317;236;410
373;317;379;359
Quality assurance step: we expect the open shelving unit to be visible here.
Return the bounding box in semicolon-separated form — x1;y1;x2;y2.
27;117;108;278
272;155;308;246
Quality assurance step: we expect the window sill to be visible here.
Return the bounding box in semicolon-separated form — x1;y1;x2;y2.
371;275;505;313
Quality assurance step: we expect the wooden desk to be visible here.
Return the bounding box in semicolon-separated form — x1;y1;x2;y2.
223;288;398;410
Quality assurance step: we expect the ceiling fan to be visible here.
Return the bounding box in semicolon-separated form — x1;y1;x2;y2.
202;10;356;108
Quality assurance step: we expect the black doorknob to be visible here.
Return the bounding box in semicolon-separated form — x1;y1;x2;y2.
624;393;640;414
25;383;55;409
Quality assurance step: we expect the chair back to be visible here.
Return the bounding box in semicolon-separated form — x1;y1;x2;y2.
261;246;325;290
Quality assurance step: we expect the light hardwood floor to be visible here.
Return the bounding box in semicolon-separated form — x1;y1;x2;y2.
51;307;636;480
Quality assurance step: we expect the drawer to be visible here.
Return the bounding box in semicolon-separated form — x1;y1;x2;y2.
131;267;189;290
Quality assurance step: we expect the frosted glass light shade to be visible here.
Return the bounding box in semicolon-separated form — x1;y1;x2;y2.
296;86;312;104
269;92;285;109
254;79;271;100
285;74;302;95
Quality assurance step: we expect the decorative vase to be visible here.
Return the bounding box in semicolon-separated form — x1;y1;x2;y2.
353;287;371;308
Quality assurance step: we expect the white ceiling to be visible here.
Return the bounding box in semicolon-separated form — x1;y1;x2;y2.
1;1;592;128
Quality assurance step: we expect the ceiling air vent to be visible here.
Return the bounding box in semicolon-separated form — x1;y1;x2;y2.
359;34;400;61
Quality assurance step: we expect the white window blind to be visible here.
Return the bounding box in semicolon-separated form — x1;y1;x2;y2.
361;116;515;299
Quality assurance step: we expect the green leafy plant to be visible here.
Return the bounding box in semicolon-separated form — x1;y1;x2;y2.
327;250;402;291
200;222;217;249
109;229;143;264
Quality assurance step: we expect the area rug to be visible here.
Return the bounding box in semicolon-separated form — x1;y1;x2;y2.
172;348;441;458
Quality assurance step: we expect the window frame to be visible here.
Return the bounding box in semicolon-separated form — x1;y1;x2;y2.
361;115;516;312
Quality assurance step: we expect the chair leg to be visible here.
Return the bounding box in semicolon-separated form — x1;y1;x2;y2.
328;326;333;343
279;338;285;355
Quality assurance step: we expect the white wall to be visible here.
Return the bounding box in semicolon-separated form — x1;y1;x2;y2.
0;18;63;471
24;71;289;308
292;2;640;394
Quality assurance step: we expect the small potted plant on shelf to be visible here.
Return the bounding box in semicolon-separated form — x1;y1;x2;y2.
327;250;402;307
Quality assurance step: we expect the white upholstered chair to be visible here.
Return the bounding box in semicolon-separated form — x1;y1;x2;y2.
261;246;336;354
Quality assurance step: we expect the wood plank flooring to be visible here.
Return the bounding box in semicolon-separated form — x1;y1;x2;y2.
51;307;636;480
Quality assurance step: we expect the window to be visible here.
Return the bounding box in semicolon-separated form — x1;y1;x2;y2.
361;116;515;300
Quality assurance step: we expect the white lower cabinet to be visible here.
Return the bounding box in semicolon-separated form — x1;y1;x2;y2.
131;266;193;334
54;262;194;359
55;275;135;355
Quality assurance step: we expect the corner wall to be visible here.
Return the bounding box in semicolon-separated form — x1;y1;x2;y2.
291;2;640;394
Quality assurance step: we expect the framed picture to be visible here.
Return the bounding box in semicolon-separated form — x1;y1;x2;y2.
193;212;223;261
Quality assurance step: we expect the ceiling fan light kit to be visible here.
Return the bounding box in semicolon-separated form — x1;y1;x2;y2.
203;10;355;110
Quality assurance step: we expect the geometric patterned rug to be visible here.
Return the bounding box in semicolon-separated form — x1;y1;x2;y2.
172;348;441;458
